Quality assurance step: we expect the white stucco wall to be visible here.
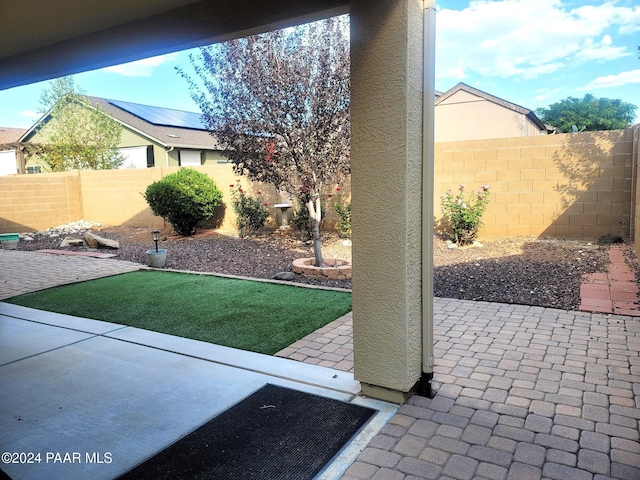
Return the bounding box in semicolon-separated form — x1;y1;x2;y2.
0;150;17;176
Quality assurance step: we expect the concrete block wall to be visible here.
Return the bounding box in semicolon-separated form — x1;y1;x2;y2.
435;128;635;240
0;165;351;234
79;168;165;229
632;126;640;258
0;128;632;239
0;172;81;233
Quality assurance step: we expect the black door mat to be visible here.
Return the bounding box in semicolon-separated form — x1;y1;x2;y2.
115;383;376;480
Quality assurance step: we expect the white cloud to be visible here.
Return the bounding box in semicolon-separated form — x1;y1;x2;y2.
578;69;640;90
20;110;40;119
533;87;562;102
104;53;179;77
436;0;638;82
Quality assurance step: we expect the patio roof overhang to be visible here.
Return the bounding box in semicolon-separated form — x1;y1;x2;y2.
0;0;349;91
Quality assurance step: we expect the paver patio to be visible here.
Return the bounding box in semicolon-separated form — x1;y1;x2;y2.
0;250;141;300
2;249;640;479
281;299;640;480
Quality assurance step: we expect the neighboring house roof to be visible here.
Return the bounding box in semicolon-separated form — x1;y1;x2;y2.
436;82;549;133
0;127;28;144
20;97;222;150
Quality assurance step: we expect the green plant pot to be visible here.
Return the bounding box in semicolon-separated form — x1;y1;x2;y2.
146;249;167;268
0;233;20;250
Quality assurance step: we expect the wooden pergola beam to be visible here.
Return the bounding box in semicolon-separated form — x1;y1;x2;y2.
0;142;46;174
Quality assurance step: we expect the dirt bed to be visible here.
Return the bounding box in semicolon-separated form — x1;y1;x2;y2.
16;225;618;310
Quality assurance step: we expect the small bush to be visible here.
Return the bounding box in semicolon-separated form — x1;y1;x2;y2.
230;183;270;237
143;168;223;236
333;193;351;239
440;184;490;245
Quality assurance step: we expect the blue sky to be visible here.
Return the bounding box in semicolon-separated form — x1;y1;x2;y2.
1;0;639;129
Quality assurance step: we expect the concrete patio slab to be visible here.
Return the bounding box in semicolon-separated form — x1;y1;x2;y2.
105;323;359;397
0;308;395;480
0;303;126;335
0;315;96;365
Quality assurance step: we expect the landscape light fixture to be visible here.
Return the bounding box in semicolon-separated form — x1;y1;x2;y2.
151;229;160;252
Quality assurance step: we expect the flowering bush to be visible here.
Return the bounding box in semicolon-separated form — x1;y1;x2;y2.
333;189;351;240
440;184;490;245
230;182;270;238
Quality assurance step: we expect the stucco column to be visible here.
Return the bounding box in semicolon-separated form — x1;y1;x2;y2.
351;0;426;403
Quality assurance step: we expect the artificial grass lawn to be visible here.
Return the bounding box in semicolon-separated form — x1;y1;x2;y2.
6;271;352;355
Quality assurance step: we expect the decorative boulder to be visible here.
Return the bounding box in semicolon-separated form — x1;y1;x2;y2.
83;231;119;249
60;237;85;247
273;272;296;281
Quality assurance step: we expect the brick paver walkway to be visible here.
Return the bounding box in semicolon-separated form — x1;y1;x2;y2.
282;299;640;480
275;312;354;371
0;250;141;299
580;245;640;317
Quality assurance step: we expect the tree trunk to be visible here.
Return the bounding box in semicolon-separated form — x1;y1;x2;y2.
308;196;324;267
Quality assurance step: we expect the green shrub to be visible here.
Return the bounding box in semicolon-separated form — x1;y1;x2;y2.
333;193;351;239
230;183;269;237
143;168;223;236
440;184;490;245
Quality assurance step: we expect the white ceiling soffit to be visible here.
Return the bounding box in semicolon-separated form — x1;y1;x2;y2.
0;0;349;91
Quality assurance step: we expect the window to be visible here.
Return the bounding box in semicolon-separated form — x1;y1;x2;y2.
179;150;202;166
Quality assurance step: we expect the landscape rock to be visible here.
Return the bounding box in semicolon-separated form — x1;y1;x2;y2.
32;220;103;241
60;237;85;247
597;233;623;245
83;231;119;249
273;272;296;281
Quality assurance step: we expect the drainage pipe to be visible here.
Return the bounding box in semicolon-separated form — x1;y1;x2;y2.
418;0;436;397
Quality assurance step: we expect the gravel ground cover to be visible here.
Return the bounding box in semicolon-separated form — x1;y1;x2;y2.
15;221;621;310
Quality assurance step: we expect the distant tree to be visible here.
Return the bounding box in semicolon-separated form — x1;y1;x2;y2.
37;76;124;171
180;16;350;267
536;94;637;133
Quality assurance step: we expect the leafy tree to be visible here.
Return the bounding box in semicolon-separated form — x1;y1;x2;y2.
143;168;223;236
36;76;124;171
180;16;350;267
536;94;637;133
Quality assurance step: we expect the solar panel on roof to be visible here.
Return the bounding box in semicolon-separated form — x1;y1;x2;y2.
108;99;207;131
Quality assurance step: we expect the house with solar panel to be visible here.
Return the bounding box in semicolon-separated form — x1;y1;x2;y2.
18;97;226;172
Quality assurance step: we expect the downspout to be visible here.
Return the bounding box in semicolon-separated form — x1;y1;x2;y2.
418;0;436;398
166;146;174;167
